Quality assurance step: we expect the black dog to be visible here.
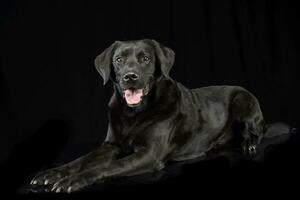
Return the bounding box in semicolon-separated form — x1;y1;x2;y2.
30;39;292;193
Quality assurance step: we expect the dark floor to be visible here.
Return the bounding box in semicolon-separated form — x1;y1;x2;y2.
1;120;299;197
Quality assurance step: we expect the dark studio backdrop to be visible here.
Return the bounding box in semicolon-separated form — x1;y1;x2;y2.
0;0;300;195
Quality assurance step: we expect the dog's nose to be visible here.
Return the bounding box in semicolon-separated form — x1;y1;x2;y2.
123;72;139;82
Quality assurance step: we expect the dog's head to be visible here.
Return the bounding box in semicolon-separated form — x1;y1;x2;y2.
94;39;175;108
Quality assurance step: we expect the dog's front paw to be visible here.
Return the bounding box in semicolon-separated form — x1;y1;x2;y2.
51;174;91;193
30;168;64;186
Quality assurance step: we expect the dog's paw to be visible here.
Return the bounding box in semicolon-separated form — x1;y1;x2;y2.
30;168;64;186
51;175;90;193
242;138;259;156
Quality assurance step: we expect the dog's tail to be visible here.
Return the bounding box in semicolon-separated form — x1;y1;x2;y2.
260;122;297;148
264;122;297;138
254;122;298;161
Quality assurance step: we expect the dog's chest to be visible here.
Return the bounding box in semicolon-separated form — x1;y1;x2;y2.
116;119;150;153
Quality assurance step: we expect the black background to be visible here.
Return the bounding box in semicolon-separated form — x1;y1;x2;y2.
0;0;300;196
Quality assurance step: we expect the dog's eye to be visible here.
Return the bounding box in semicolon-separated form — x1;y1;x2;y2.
115;57;124;64
142;56;151;63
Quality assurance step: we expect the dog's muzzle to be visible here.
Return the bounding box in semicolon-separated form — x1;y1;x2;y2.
123;84;149;107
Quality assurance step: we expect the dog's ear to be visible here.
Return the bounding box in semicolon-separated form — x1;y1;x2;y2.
146;39;175;79
94;41;119;85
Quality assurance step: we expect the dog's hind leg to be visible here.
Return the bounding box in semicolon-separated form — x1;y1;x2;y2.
230;90;266;156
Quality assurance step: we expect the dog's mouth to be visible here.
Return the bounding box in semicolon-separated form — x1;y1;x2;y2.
122;84;149;107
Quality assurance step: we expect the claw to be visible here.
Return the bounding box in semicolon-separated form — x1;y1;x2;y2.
44;180;49;185
53;182;58;189
248;145;257;153
56;188;61;193
67;186;72;193
51;186;56;192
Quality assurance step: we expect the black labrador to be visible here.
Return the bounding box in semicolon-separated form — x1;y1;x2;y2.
30;39;291;193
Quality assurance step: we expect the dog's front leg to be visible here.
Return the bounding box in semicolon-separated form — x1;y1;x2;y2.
51;147;162;193
31;142;120;186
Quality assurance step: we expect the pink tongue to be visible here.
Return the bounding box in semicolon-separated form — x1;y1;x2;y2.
124;89;143;105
